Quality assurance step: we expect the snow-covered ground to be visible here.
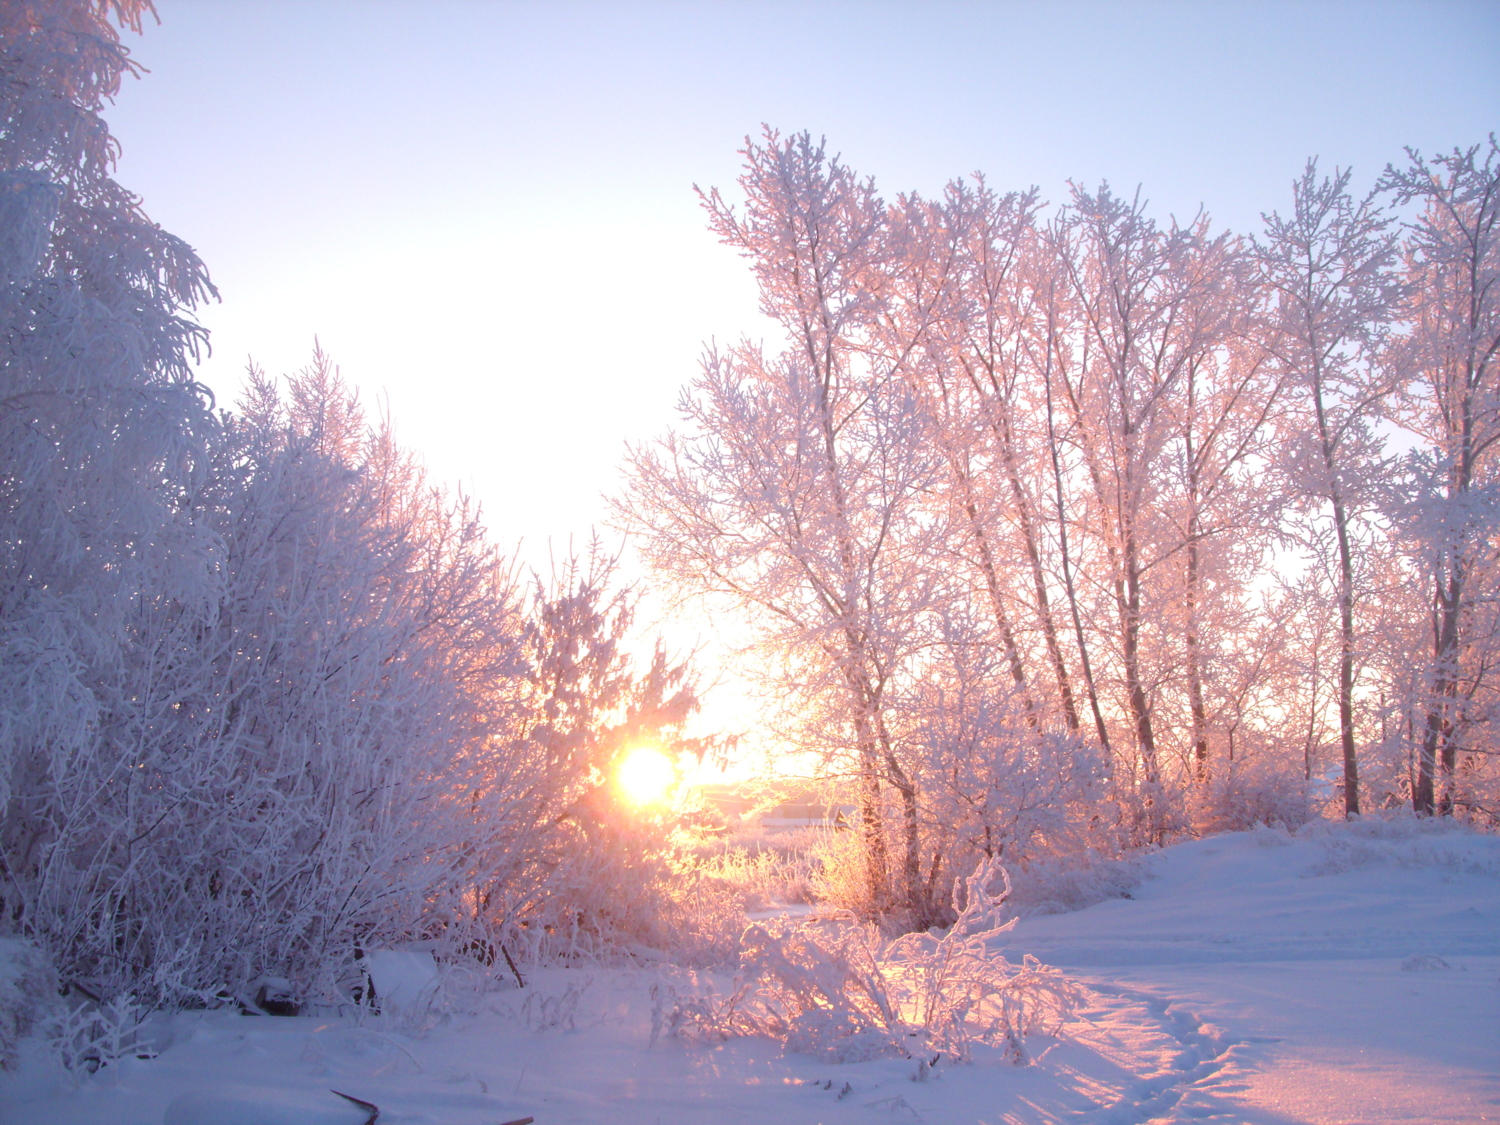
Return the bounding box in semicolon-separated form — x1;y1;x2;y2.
3;818;1496;1125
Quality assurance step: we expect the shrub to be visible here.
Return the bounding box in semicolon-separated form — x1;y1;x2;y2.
652;858;1080;1064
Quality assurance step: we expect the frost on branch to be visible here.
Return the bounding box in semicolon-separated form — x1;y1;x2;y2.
654;858;1080;1064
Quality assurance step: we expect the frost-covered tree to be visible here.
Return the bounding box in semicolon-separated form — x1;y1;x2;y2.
621;132;959;924
1258;162;1401;817
1047;188;1251;837
624;135;1151;925
881;180;1073;728
0;0;219;976
479;543;713;960
1381;140;1500;817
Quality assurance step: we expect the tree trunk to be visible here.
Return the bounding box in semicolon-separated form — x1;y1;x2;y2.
1044;325;1112;755
1183;378;1210;785
956;484;1034;711
1310;360;1361;817
995;409;1082;730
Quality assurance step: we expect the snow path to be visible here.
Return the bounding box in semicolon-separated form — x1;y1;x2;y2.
2;821;1496;1124
1000;824;1500;1124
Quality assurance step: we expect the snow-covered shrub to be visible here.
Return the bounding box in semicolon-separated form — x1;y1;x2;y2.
786;668;1116;932
5;358;541;1013
879;862;1082;1063
517;975;592;1032
520;824;821;972
895;663;1117;928
0;939;57;1070
3;321;717;1017
1000;850;1144;919
509;831;752;970
1196;756;1315;833
47;992;146;1075
655;858;1080;1063
808;823;877;916
1301;811;1500;876
683;828;820;912
650;850;773;966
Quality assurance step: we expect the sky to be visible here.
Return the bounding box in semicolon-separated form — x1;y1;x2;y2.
104;0;1497;759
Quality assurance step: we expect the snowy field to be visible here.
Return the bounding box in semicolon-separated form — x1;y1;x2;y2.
2;818;1496;1125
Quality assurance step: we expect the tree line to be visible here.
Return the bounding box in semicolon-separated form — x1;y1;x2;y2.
621;129;1500;928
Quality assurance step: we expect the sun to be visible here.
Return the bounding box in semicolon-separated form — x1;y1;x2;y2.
617;746;676;807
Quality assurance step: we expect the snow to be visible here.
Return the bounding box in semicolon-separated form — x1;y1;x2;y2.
363;951;441;1014
2;819;1496;1125
162;1087;373;1125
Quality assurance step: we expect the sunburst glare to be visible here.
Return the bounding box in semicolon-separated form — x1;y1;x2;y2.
617;746;676;807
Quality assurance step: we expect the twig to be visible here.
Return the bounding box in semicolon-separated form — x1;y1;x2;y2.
501;943;526;989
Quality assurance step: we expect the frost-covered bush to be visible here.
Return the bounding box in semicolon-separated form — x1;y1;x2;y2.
509;830;758;970
1300;811;1500;876
654;858;1080;1063
1000;850;1144;919
647;850;777;966
0;2;558;1021
776;668;1117;932
1195;755;1315;834
683;827;821;912
4;357;539;1010
47;992;148;1075
2;338;703;1016
807;823;876;917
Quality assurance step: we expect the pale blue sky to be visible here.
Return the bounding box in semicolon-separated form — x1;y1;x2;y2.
108;0;1497;561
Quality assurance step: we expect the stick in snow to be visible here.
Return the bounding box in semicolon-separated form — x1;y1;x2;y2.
330;1089;379;1125
501;943;526;989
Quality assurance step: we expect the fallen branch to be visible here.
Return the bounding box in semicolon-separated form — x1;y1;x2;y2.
330;1090;379;1125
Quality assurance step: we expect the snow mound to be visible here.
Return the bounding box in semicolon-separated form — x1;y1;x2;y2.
1301;814;1500;876
1004;850;1144;917
363;949;439;1011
